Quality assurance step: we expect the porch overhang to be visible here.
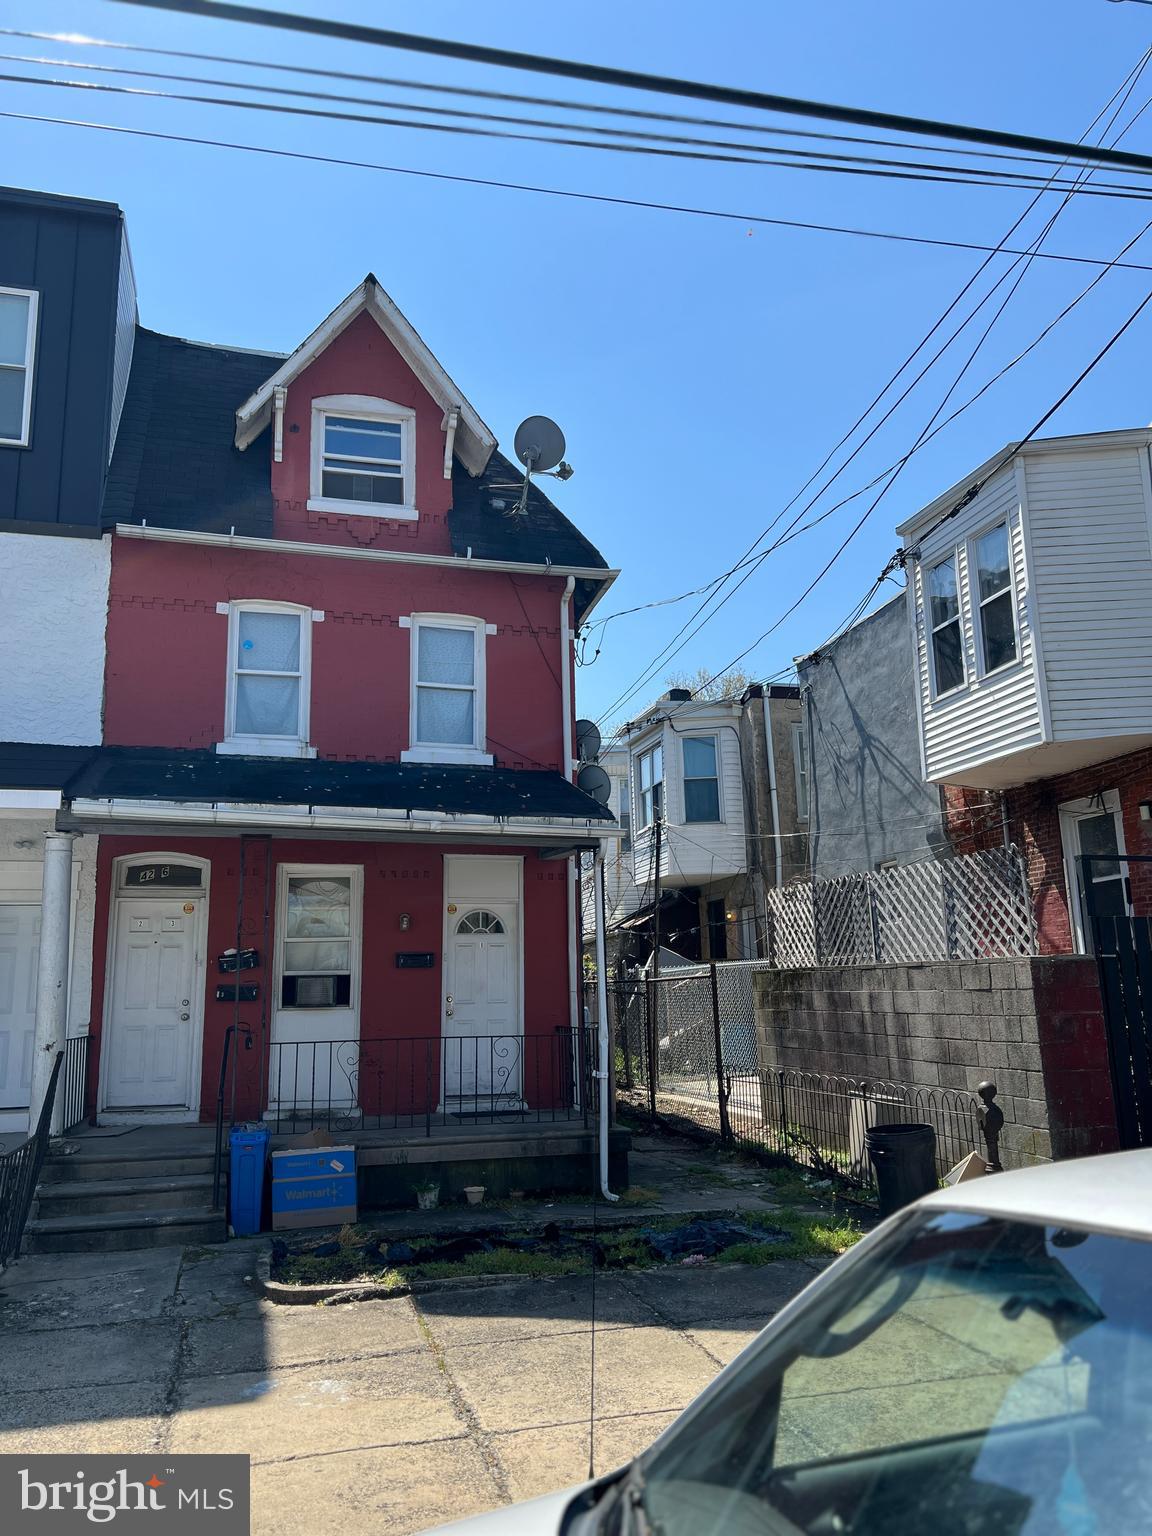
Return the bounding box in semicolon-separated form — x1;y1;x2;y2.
60;796;619;849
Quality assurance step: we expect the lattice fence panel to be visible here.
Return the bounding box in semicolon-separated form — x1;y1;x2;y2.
765;845;1033;967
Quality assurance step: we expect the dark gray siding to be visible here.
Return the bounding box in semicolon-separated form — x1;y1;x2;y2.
0;188;123;536
799;591;946;877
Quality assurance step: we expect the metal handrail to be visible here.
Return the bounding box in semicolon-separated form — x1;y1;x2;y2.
0;1051;64;1269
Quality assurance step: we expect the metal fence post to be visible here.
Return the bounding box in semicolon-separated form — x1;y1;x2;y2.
645;978;658;1120
708;962;732;1144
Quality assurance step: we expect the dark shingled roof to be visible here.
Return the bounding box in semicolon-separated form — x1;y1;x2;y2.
56;745;614;822
0;743;97;790
103;326;611;618
102;327;280;534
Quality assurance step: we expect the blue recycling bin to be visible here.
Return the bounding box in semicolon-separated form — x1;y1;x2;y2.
229;1123;270;1236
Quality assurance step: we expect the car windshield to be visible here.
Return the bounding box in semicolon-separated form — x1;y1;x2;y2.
629;1209;1152;1536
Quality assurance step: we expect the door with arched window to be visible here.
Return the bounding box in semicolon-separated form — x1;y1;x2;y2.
443;858;522;1105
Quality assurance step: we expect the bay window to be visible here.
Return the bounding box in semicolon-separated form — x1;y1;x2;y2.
635;744;663;831
682;735;720;822
974;521;1018;673
928;554;964;695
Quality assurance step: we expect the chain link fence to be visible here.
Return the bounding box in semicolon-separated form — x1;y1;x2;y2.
599;968;988;1192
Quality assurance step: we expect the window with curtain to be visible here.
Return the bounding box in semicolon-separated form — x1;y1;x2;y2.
413;622;479;747
281;876;352;1008
230;607;306;742
928;554;965;695
682;736;720;822
974;522;1017;672
0;288;37;446
636;745;663;830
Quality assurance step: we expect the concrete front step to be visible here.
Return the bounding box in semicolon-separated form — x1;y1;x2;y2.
40;1152;218;1183
35;1174;217;1219
23;1206;227;1254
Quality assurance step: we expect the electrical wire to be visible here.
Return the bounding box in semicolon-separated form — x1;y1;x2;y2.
14;66;1152;193
99;0;1152;179
590;55;1152;727
8;107;1152;279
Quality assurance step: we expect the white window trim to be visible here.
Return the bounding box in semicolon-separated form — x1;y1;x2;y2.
633;742;664;834
217;599;317;758
967;518;1022;681
400;612;494;766
681;733;723;824
274;863;363;1016
308;393;417;520
1058;789;1130;955
0;286;39;448
791;723;809;823
925;550;967;700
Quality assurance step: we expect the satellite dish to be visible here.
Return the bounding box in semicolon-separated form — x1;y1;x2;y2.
577;763;612;805
574;718;602;763
514;415;566;474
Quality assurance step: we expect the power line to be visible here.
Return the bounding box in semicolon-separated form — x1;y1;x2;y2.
14;65;1152;194
8;107;1152;277
589;55;1152;725
102;0;1152;179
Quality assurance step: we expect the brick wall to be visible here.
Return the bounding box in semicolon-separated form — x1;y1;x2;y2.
944;746;1152;954
754;956;1117;1167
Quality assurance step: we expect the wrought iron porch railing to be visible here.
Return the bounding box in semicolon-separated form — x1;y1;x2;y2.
0;1051;63;1270
252;1030;594;1135
62;1032;89;1133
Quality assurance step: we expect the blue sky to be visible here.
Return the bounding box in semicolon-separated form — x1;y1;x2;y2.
6;0;1152;728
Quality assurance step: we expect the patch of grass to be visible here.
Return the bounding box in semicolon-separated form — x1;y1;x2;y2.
410;1250;584;1281
275;1254;406;1288
739;1205;862;1262
618;1185;661;1206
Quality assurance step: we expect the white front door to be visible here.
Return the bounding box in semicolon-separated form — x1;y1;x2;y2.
443;856;522;1105
270;866;362;1111
0;904;39;1110
105;898;200;1109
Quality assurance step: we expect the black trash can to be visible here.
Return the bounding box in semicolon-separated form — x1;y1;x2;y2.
866;1122;937;1218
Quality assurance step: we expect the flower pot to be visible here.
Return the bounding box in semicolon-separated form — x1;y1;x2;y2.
416;1188;440;1211
463;1185;486;1206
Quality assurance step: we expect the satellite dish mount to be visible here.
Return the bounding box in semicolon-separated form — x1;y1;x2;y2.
510;415;574;517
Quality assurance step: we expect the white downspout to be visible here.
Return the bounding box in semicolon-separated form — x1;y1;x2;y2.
593;847;619;1202
561;576;579;1044
763;690;784;890
29;831;76;1136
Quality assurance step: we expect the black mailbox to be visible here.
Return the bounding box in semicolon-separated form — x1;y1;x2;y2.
396;952;436;969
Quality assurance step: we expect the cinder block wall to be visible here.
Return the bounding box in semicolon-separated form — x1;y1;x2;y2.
754;956;1117;1168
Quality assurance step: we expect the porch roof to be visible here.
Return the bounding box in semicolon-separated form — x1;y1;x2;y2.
35;743;613;824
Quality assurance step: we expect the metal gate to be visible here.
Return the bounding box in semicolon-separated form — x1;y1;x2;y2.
1082;853;1152;1149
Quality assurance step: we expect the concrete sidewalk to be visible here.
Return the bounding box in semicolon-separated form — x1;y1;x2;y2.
0;1236;819;1534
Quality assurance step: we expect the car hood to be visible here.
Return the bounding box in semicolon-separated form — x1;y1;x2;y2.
420;1483;588;1536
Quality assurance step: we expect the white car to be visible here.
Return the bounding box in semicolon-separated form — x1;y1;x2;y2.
426;1149;1152;1535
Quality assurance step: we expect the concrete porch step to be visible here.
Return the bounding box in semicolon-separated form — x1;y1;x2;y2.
23;1206;227;1255
34;1174;217;1218
40;1152;218;1183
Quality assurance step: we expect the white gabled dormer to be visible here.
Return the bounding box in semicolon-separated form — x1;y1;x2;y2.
901;428;1152;789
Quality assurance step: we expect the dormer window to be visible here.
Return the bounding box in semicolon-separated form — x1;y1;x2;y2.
0;287;38;447
309;394;415;520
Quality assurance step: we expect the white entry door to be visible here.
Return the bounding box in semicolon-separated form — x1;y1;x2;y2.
105;899;200;1109
443;855;522;1105
0;905;39;1110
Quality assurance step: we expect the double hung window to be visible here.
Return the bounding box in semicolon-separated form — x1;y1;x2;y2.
403;615;491;764
974;522;1017;672
0;287;37;446
636;745;663;831
928;554;964;695
222;602;312;756
310;396;414;517
682;736;720;823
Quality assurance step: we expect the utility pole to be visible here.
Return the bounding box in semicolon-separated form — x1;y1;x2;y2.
650;814;663;980
645;814;663;1118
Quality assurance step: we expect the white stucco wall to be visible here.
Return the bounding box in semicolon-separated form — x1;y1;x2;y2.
0;820;98;1039
0;532;110;744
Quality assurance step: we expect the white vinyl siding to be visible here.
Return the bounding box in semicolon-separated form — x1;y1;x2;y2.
912;466;1043;783
1025;446;1152;740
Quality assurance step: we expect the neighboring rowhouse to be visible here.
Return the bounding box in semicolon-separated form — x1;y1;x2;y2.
1;187;619;1189
767;427;1152;1163
0;186;134;1134
592;685;807;968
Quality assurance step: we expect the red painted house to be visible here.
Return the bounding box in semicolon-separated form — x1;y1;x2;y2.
60;277;618;1158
